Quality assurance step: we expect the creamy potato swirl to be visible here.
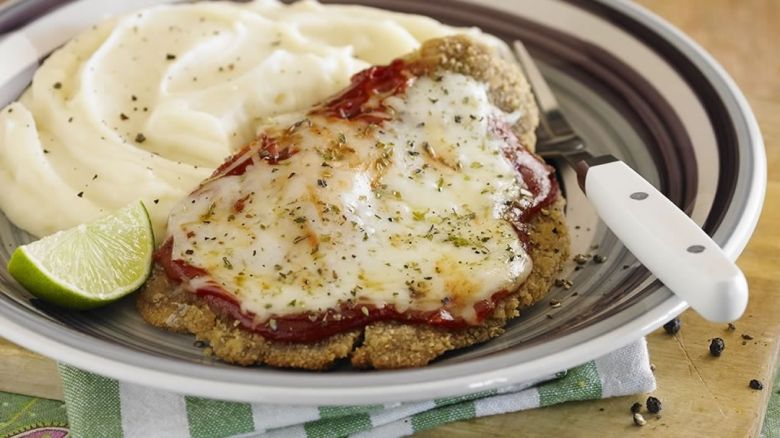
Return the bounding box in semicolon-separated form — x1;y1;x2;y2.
0;0;495;239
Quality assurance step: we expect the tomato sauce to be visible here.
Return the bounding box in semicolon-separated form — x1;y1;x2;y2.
312;59;413;123
156;238;510;342
211;134;298;180
155;58;559;343
490;117;559;226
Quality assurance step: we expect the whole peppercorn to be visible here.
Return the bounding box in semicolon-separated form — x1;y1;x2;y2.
709;337;725;357
749;379;764;390
646;396;662;414
663;318;681;335
630;402;642;413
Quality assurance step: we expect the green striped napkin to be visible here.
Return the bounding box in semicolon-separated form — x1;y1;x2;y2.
761;365;780;438
57;340;653;438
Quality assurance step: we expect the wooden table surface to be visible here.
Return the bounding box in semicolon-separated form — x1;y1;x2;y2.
2;1;779;437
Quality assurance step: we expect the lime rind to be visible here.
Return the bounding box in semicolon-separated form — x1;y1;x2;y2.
7;201;154;310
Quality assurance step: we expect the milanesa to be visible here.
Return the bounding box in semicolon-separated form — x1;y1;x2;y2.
137;35;569;369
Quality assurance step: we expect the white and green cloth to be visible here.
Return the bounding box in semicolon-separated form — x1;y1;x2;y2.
57;339;654;438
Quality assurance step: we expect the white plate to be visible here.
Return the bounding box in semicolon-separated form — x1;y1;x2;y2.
0;0;765;405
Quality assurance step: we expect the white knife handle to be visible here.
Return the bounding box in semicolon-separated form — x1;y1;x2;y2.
583;160;748;323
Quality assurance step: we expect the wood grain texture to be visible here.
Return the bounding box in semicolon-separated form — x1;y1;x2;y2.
0;337;62;400
1;1;778;437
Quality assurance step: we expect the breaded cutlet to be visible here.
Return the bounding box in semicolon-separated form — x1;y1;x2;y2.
137;35;569;370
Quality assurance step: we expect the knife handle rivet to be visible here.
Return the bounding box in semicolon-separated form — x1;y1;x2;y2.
687;245;705;253
630;192;649;200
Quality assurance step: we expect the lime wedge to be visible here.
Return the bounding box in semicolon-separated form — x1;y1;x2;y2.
7;201;154;310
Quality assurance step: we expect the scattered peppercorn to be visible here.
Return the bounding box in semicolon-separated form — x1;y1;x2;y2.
727;322;736;331
630;402;642;413
646;396;662;414
76;191;84;198
742;334;754;340
709;337;725;357
120;113;129;121
53;82;62;89
663;318;681;335
166;53;176;60
593;254;607;263
633;412;647;426
749;379;764;390
135;133;146;143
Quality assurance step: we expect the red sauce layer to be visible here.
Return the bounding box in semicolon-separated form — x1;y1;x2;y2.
490;117;559;230
312;59;413;123
156;59;559;343
211;133;298;180
156;240;509;342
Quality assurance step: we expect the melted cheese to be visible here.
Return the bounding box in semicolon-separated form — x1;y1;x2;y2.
167;73;531;323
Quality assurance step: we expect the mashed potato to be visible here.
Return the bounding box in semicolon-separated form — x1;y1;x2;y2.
0;0;497;240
